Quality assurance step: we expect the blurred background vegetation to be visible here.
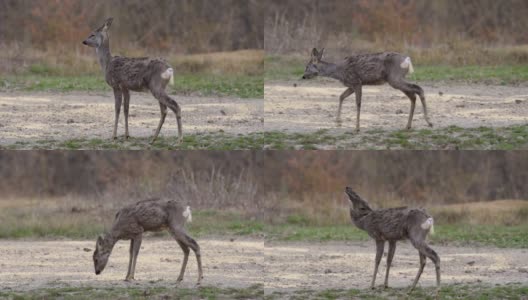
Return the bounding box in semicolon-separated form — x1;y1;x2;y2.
265;0;528;83
0;151;527;246
0;0;264;98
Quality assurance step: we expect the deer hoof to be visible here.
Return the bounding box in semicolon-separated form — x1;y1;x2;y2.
428;123;434;128
124;277;135;282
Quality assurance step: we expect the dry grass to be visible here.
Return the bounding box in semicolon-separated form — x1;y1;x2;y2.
430;200;528;226
264;194;528;227
0;44;263;76
268;32;528;66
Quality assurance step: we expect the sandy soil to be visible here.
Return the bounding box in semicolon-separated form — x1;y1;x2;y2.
0;238;263;292
2;239;527;292
264;241;528;292
265;80;528;133
0;92;263;144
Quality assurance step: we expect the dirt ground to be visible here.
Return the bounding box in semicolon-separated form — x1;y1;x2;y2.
264;80;528;132
0;92;263;144
264;241;528;292
0;238;263;292
2;239;527;292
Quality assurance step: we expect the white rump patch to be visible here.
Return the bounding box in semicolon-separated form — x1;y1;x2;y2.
161;68;174;85
183;205;192;223
400;57;415;74
421;217;434;234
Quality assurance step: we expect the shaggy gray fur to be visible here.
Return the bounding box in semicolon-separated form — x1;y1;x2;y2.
93;198;203;285
303;48;433;131
345;187;440;293
82;18;182;143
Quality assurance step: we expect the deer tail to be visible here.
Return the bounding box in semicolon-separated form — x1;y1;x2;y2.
161;67;175;85
182;205;192;223
400;57;414;74
421;217;434;235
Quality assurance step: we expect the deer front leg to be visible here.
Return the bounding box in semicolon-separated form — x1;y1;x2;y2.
112;88;123;140
123;89;130;139
354;85;362;132
384;241;396;288
125;239;135;281
337;88;354;126
176;240;190;283
126;235;142;281
371;240;384;289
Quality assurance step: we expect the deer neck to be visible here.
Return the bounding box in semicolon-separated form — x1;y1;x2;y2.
96;39;112;73
319;61;343;81
103;232;118;250
350;210;371;230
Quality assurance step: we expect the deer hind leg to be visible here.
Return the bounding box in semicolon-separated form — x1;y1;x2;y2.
185;234;203;285
123;89;131;139
414;83;433;127
371;240;385;289
402;91;417;130
170;228;203;285
409;252;426;292
389;80;421;129
337;88;354;125
175;240;190;282
410;240;441;294
384;241;396;288
112;88;123;140
152;91;182;143
151;103;168;144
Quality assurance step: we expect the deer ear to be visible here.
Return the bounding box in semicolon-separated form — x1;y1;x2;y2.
101;18;113;31
97;235;104;246
311;48;319;61
318;48;325;60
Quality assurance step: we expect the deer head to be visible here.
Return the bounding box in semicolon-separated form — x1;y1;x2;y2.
302;48;325;79
82;18;113;48
93;234;114;275
345;186;373;218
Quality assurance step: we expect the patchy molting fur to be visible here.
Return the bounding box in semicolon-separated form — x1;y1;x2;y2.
302;48;432;131
344;186;440;292
93;198;203;284
82;18;182;143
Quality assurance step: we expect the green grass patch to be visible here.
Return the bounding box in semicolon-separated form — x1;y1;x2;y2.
0;284;264;300
258;124;528;150
0;73;262;98
265;55;528;84
265;223;528;248
266;283;528;300
1;132;267;150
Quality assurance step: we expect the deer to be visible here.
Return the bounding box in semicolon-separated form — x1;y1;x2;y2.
302;48;433;132
82;18;182;144
93;198;203;285
344;187;440;295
